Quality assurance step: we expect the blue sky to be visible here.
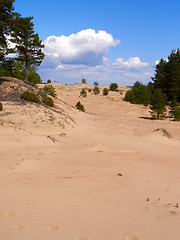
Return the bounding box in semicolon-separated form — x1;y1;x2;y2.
14;0;180;85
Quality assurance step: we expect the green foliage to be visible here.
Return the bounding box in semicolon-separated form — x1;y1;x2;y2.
0;0;15;62
81;78;87;84
43;84;57;98
10;16;44;82
124;81;151;105
103;88;109;96
110;83;118;91
21;91;40;103
88;88;92;93
0;58;15;77
93;86;100;95
11;60;25;80
42;95;54;107
38;90;46;98
28;72;41;85
47;79;51;83
152;49;180;102
76;101;85;112
150;89;167;119
172;107;180;121
94;81;99;86
80;88;87;97
0;102;3;111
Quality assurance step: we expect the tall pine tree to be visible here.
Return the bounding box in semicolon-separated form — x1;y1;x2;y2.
0;0;15;62
150;89;167;119
152;49;180;102
11;16;44;82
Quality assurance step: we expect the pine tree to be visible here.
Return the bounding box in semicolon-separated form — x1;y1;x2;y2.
10;16;44;82
152;49;180;102
0;0;15;62
152;59;167;90
150;89;167;119
165;49;180;101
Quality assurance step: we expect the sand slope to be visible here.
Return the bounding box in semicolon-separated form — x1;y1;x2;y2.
0;82;180;240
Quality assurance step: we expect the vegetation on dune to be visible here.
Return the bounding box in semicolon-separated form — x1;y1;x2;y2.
150;89;167;119
47;79;51;83
42;95;54;107
76;101;85;112
21;90;54;107
124;81;152;106
110;83;118;91
93;86;100;95
21;91;40;103
80;88;87;97
43;84;57;98
93;81;99;86
0;102;3;111
103;88;109;96
81;78;87;84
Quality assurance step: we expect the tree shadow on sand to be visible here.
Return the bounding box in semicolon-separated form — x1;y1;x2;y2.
139;116;154;120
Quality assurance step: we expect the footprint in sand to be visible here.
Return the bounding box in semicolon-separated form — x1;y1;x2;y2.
12;224;26;230
0;211;16;217
124;236;138;240
47;225;61;231
4;211;16;217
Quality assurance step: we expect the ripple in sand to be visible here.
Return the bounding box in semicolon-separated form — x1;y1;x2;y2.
124;236;138;240
47;225;61;231
12;224;26;230
4;211;16;217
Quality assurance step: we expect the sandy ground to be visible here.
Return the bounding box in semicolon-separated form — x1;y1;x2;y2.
0;83;180;240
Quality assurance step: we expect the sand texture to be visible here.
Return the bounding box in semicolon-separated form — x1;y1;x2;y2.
0;79;180;240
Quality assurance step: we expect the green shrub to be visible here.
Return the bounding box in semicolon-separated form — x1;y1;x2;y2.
88;89;92;93
76;101;85;112
82;78;87;84
124;81;151;105
94;81;99;86
93;86;100;95
0;102;3;111
43;84;57;98
42;95;54;107
80;88;87;97
47;79;51;83
172;107;180;121
21;91;40;103
110;83;118;91
103;88;109;96
38;90;47;98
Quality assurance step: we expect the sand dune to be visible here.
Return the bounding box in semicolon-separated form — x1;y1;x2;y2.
0;80;180;240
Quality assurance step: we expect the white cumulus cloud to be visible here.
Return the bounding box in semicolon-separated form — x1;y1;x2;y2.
43;29;120;67
113;57;149;70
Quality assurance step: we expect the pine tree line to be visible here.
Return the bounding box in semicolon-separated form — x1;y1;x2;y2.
124;49;180;120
